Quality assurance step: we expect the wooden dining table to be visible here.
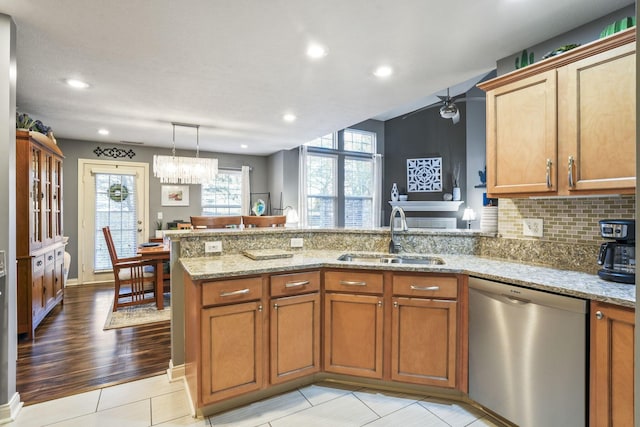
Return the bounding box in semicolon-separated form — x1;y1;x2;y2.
137;243;170;310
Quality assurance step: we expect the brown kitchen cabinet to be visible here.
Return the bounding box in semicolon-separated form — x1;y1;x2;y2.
479;28;635;198
16;130;65;338
324;270;384;379
185;275;266;407
590;301;634;427
391;274;460;388
270;271;321;384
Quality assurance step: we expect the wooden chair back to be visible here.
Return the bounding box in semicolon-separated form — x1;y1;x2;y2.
242;215;287;228
177;223;192;230
102;226;156;312
190;216;242;229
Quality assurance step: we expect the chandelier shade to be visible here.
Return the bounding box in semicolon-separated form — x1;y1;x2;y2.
153;123;218;184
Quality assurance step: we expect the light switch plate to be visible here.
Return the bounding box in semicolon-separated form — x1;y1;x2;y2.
290;238;304;248
523;218;543;237
205;241;222;253
157;211;163;220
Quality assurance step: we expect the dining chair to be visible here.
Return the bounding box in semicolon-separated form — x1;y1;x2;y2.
177;223;193;229
241;215;287;228
102;226;157;312
190;215;243;229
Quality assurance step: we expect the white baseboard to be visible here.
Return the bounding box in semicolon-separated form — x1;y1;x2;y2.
0;392;22;425
166;360;185;382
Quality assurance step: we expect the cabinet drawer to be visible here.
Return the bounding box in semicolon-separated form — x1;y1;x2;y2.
325;271;383;294
202;276;262;307
270;270;320;297
393;274;458;299
32;255;45;274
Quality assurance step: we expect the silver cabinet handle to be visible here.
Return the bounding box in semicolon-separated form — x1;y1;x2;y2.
285;280;309;288
219;288;250;297
339;280;366;286
410;285;440;291
568;156;575;188
546;159;552;188
595;310;604;320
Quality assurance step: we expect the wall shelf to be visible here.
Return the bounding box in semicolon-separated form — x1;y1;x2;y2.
388;201;464;212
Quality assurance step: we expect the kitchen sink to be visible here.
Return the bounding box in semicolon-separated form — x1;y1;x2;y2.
337;253;445;265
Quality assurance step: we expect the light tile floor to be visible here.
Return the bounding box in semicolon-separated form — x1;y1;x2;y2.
6;374;508;427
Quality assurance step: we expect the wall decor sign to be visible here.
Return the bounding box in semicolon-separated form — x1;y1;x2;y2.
407;157;442;192
93;146;136;159
161;185;190;206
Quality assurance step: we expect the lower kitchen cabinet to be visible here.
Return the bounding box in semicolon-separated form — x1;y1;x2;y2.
201;300;265;405
324;292;384;379
391;297;457;387
590;301;634;427
270;292;321;384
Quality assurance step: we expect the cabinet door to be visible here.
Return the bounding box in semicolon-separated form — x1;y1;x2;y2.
200;300;264;404
270;293;320;384
590;301;634;427
559;42;636;193
391;297;457;387
54;246;65;299
31;255;45;319
486;70;557;196
324;293;383;379
43;251;56;309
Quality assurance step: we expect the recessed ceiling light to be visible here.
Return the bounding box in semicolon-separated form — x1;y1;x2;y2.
65;78;90;89
283;114;297;123
240;144;248;149
98;128;109;136
306;43;328;59
373;65;393;78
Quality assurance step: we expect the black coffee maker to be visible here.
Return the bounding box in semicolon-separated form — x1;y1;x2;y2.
597;219;635;284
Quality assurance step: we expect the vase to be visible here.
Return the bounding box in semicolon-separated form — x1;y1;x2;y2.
391;183;399;202
452;187;461;201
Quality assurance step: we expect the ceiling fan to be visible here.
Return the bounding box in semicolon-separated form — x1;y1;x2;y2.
402;88;481;124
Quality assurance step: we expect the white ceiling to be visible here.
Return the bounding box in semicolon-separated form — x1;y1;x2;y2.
1;0;634;155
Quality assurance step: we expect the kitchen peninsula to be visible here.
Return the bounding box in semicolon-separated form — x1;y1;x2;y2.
167;227;634;424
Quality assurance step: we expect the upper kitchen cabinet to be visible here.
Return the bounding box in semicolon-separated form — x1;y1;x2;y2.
479;28;635;198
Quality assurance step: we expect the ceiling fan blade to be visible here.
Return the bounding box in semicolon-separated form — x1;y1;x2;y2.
401;100;444;119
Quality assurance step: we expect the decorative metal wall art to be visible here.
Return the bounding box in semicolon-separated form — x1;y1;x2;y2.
407;157;442;192
94;146;136;159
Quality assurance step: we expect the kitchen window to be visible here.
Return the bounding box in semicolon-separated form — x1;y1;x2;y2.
301;129;381;228
201;169;248;215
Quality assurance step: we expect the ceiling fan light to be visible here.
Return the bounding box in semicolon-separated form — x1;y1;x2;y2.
440;103;458;119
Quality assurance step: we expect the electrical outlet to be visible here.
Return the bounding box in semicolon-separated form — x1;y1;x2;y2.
205;241;222;253
290;238;304;248
523;218;543;237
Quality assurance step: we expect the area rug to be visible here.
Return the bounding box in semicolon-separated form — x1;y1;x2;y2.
103;293;171;330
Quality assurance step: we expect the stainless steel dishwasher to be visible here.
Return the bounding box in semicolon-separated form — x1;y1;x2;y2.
468;276;587;427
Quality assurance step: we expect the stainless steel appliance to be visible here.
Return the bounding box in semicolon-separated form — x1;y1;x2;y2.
468;277;587;427
597;219;635;284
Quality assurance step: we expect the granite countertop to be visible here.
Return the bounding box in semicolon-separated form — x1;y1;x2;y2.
180;250;635;308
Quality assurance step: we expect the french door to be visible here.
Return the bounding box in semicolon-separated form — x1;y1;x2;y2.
78;160;149;284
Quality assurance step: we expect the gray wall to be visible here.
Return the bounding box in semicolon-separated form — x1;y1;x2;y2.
497;5;635;75
57;138;269;279
384;103;467;226
0;13;16;409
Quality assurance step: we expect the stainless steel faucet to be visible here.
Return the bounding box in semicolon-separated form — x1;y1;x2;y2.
389;206;408;254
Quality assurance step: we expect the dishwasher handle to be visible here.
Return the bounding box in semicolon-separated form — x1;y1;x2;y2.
501;294;531;305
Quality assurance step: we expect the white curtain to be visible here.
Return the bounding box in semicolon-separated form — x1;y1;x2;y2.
241;165;251;215
372;154;383;227
298;145;308;227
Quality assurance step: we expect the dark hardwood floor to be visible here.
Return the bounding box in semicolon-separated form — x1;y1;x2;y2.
16;283;171;405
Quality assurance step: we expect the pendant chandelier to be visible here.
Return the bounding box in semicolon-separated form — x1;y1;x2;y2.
153;122;218;184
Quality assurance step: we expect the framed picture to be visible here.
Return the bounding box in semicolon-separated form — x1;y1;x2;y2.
407;157;442;192
161;185;190;206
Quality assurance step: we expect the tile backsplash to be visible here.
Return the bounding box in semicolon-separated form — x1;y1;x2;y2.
498;195;635;244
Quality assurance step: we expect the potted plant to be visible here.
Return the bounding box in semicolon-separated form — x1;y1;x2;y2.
452;163;461;201
155;220;163;238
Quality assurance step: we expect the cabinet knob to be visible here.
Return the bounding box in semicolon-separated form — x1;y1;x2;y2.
273;303;278;310
378;301;383;307
595;310;604;320
393;301;398;308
